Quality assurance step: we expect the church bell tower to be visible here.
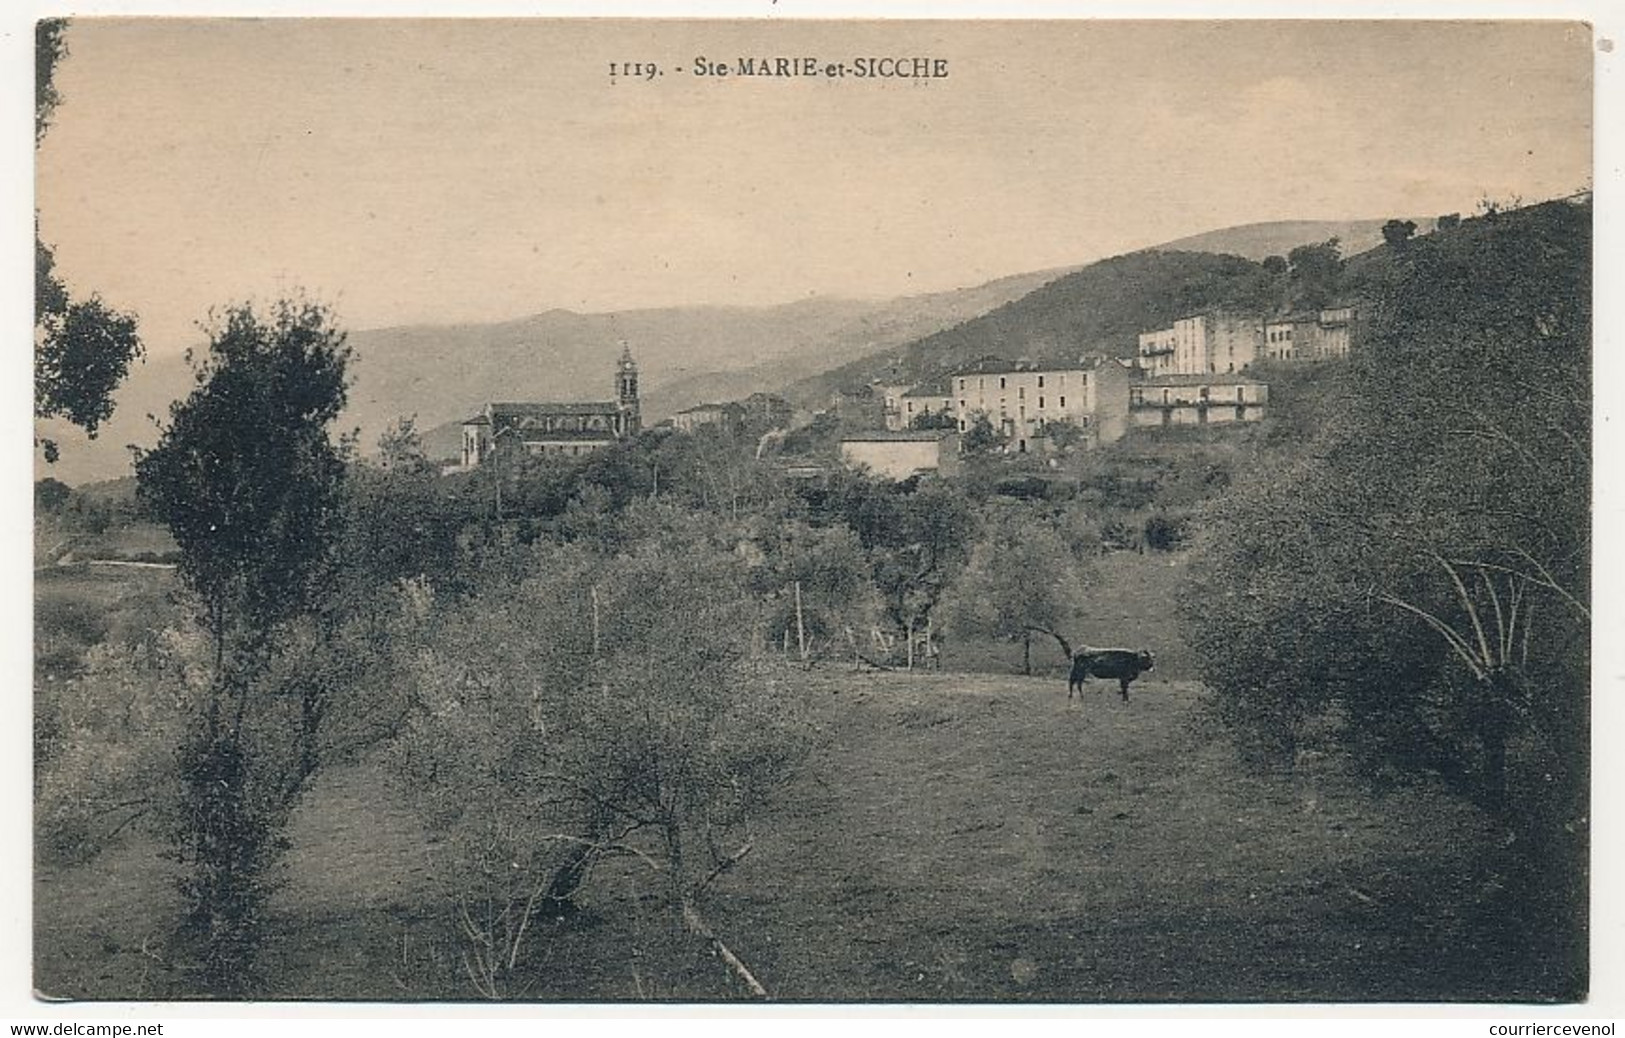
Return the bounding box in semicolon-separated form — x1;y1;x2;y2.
615;341;641;437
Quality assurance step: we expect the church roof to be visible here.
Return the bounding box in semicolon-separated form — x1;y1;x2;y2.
495;427;620;444
490;401;620;417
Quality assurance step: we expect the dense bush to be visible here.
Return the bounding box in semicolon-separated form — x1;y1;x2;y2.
1182;200;1590;993
390;518;815;996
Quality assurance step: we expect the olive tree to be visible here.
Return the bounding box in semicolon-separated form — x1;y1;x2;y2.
393;515;814;998
944;501;1090;675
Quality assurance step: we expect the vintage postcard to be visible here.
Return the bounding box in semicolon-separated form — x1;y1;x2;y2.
20;8;1611;1021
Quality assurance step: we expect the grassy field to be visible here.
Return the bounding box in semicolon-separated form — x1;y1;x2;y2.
36;661;1557;1003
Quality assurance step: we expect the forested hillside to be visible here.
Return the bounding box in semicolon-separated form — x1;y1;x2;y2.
782;250;1276;405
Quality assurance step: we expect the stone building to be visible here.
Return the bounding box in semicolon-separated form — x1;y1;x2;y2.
948;356;1131;451
1128;373;1269;428
459;343;641;467
839;430;961;480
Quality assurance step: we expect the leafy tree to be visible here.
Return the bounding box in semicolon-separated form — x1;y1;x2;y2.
1381;218;1418;249
1043;417;1088;451
780;409;840;457
737;392;793;437
1184;200;1589;995
34;20;144;464
393;523;813;997
36;20;68;142
35;477;71;514
961;412;1000;455
1287;238;1342;310
827;476;976;658
134;299;352;993
749;519;875;659
1261;255;1288;277
376;415;432;474
908;408;958;431
944;502;1089;675
1436;212;1462;232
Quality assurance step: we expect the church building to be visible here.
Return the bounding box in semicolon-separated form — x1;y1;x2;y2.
460;343;641;467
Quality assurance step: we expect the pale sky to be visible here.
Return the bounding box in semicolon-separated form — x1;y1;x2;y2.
35;18;1593;352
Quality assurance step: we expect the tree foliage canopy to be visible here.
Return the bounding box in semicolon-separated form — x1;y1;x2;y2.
137;301;353;630
1183;202;1589;978
34;19;145;462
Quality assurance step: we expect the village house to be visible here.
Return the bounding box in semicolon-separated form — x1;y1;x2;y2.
949;356;1131;452
880;376;955;431
458;343;641;467
839;430;961;480
671;401;745;433
1262;308;1358;362
1137;326;1179;377
1150;305;1360;371
1138;310;1263;376
1128;373;1269;428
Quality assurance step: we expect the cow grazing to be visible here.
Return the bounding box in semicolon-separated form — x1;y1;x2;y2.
1028;627;1154;704
1067;648;1155;702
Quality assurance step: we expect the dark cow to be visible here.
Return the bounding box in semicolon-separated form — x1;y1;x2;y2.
1067;648;1154;702
1028;626;1154;703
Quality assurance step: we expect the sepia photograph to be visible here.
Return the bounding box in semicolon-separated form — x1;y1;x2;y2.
20;8;1609;1013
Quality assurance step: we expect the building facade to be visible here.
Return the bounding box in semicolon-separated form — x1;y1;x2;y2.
1144;305;1359;371
892;378;955;431
839;431;961;480
671;402;745;433
459;343;641;467
1128;374;1269;428
949;356;1131;451
1136;327;1179;377
1139;311;1264;376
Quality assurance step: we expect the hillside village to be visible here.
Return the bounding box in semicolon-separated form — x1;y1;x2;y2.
439;218;1409;486
449;290;1361;483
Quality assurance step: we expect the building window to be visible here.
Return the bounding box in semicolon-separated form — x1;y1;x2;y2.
1038;396;1045;409
1018;386;1025;400
959;399;966;410
1059;396;1066;408
959;378;966;391
907;402;914;413
1038;375;1045;388
959;419;966;432
999;377;1006;389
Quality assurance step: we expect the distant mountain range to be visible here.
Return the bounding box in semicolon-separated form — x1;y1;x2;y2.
37;216;1423;483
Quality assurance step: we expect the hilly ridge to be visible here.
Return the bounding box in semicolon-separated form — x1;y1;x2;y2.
40;270;1071;484
781;217;1435;407
780;250;1274;407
